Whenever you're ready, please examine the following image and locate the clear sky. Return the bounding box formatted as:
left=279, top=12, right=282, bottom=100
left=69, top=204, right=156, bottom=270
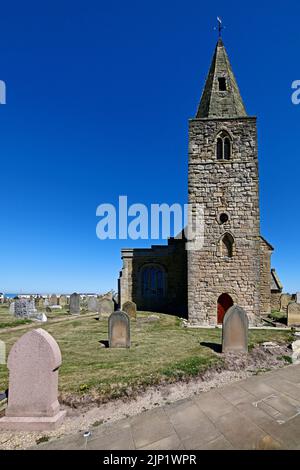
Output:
left=0, top=0, right=299, bottom=294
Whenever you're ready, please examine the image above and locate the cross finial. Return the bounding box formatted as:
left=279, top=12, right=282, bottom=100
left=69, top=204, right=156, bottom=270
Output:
left=217, top=17, right=223, bottom=38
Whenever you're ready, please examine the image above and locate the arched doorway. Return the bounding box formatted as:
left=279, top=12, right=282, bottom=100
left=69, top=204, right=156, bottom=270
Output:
left=217, top=293, right=233, bottom=324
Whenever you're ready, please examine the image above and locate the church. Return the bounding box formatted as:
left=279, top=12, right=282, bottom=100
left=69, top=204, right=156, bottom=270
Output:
left=118, top=38, right=282, bottom=326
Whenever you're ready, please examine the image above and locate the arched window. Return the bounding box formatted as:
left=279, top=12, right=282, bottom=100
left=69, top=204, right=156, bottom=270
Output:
left=221, top=233, right=234, bottom=258
left=216, top=131, right=232, bottom=160
left=141, top=265, right=165, bottom=298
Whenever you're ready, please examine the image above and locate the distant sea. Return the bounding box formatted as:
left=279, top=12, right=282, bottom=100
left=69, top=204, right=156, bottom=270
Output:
left=4, top=293, right=18, bottom=299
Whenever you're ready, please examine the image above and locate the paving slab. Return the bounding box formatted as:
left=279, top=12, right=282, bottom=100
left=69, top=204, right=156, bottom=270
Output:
left=213, top=408, right=267, bottom=450
left=217, top=383, right=256, bottom=405
left=130, top=409, right=174, bottom=449
left=263, top=376, right=300, bottom=402
left=32, top=364, right=300, bottom=450
left=193, top=390, right=235, bottom=422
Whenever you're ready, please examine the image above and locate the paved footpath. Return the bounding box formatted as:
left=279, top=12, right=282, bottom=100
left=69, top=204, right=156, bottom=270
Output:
left=36, top=364, right=300, bottom=450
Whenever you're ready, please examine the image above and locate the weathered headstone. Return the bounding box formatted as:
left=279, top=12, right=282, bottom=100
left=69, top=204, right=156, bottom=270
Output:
left=296, top=293, right=300, bottom=305
left=59, top=295, right=67, bottom=307
left=0, top=329, right=66, bottom=430
left=44, top=298, right=49, bottom=307
left=37, top=297, right=45, bottom=309
left=108, top=311, right=130, bottom=348
left=87, top=296, right=98, bottom=312
left=69, top=293, right=80, bottom=315
left=98, top=298, right=114, bottom=316
left=0, top=340, right=5, bottom=365
left=50, top=294, right=58, bottom=306
left=14, top=299, right=36, bottom=318
left=280, top=294, right=293, bottom=313
left=122, top=301, right=137, bottom=320
left=32, top=312, right=47, bottom=323
left=288, top=302, right=300, bottom=326
left=222, top=305, right=248, bottom=353
left=9, top=302, right=15, bottom=315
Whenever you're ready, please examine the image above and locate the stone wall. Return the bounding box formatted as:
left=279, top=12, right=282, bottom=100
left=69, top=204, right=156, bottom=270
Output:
left=271, top=292, right=281, bottom=312
left=119, top=237, right=187, bottom=316
left=260, top=238, right=273, bottom=315
left=187, top=117, right=261, bottom=326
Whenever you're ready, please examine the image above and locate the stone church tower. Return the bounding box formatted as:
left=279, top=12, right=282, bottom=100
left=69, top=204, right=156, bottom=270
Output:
left=118, top=38, right=281, bottom=324
left=188, top=38, right=265, bottom=326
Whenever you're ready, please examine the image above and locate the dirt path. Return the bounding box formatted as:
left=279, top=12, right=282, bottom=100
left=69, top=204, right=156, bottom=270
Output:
left=0, top=312, right=97, bottom=334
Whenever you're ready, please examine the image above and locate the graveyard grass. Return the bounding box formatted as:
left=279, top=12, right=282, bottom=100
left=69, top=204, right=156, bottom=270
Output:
left=0, top=307, right=292, bottom=405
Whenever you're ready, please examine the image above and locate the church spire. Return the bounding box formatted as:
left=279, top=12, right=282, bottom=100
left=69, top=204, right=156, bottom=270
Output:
left=196, top=38, right=247, bottom=118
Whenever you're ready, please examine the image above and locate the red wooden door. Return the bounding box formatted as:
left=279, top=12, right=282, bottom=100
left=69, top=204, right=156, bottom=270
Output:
left=217, top=294, right=233, bottom=324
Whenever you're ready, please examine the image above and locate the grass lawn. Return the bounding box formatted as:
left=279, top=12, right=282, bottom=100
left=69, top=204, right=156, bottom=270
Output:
left=0, top=311, right=292, bottom=404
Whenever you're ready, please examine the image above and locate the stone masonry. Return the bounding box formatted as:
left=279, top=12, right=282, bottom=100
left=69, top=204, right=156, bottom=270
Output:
left=119, top=38, right=281, bottom=325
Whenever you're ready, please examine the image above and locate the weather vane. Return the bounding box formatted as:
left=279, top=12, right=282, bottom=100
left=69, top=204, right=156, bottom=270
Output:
left=214, top=17, right=225, bottom=38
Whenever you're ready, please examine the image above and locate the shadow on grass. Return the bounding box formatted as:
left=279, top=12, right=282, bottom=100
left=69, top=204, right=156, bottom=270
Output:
left=200, top=342, right=222, bottom=353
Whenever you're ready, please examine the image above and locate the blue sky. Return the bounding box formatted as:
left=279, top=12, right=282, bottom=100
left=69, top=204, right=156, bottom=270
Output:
left=0, top=0, right=299, bottom=294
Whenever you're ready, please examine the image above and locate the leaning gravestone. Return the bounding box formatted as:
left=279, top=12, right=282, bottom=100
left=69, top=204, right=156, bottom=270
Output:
left=296, top=293, right=300, bottom=305
left=288, top=302, right=300, bottom=326
left=222, top=305, right=248, bottom=353
left=87, top=296, right=98, bottom=312
left=69, top=293, right=80, bottom=315
left=108, top=311, right=130, bottom=348
left=98, top=298, right=114, bottom=316
left=0, top=329, right=66, bottom=430
left=122, top=301, right=137, bottom=320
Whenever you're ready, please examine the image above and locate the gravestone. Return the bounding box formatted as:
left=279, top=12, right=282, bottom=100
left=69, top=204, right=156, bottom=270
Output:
left=9, top=302, right=15, bottom=315
left=98, top=298, right=114, bottom=316
left=87, top=296, right=98, bottom=312
left=59, top=295, right=67, bottom=307
left=222, top=305, right=248, bottom=353
left=280, top=294, right=293, bottom=313
left=0, top=340, right=5, bottom=365
left=32, top=312, right=47, bottom=323
left=44, top=298, right=49, bottom=307
left=102, top=291, right=113, bottom=301
left=296, top=293, right=300, bottom=304
left=0, top=329, right=66, bottom=430
left=69, top=293, right=80, bottom=315
left=122, top=301, right=137, bottom=320
left=108, top=311, right=130, bottom=348
left=50, top=294, right=58, bottom=306
left=37, top=298, right=45, bottom=309
left=288, top=302, right=300, bottom=326
left=14, top=299, right=36, bottom=318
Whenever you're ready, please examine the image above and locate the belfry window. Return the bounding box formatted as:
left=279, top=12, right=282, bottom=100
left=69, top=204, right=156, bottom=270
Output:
left=221, top=233, right=234, bottom=258
left=216, top=131, right=231, bottom=160
left=218, top=77, right=227, bottom=91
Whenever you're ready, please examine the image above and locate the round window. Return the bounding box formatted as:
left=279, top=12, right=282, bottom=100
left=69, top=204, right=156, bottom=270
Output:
left=219, top=213, right=229, bottom=224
